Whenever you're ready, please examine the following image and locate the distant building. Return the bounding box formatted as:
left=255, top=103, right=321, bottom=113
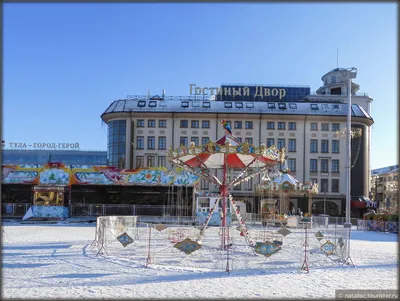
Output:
left=370, top=164, right=399, bottom=210
left=2, top=149, right=107, bottom=166
left=101, top=68, right=374, bottom=217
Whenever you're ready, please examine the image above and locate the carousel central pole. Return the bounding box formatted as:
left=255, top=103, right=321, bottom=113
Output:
left=220, top=152, right=228, bottom=250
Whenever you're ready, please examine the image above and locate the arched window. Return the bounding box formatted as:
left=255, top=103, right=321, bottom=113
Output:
left=331, top=76, right=336, bottom=84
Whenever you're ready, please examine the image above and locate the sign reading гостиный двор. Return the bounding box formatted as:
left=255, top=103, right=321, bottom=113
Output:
left=2, top=141, right=80, bottom=150
left=189, top=84, right=288, bottom=99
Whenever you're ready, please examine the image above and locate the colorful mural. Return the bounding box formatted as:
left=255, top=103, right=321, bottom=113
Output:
left=22, top=205, right=69, bottom=220
left=1, top=164, right=200, bottom=186
left=2, top=165, right=40, bottom=184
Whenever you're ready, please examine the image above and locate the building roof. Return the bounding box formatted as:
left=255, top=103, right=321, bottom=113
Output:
left=2, top=149, right=106, bottom=154
left=371, top=165, right=399, bottom=176
left=101, top=98, right=373, bottom=122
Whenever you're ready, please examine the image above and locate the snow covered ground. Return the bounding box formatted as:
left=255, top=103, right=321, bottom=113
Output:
left=1, top=221, right=398, bottom=299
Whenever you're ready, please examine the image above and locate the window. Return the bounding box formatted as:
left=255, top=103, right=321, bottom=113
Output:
left=235, top=102, right=243, bottom=108
left=138, top=101, right=146, bottom=107
left=278, top=103, right=286, bottom=110
left=278, top=122, right=285, bottom=130
left=159, top=120, right=167, bottom=128
left=148, top=120, right=156, bottom=128
left=331, top=179, right=339, bottom=192
left=203, top=102, right=210, bottom=108
left=267, top=138, right=274, bottom=148
left=332, top=160, right=339, bottom=173
left=191, top=137, right=199, bottom=146
left=191, top=120, right=199, bottom=128
left=331, top=76, right=336, bottom=84
left=234, top=121, right=242, bottom=129
left=192, top=101, right=200, bottom=107
left=268, top=103, right=276, bottom=109
left=288, top=122, right=296, bottom=130
left=333, top=104, right=340, bottom=110
left=107, top=120, right=127, bottom=168
left=321, top=140, right=329, bottom=153
left=137, top=120, right=145, bottom=127
left=148, top=101, right=157, bottom=107
left=181, top=101, right=189, bottom=108
left=233, top=182, right=242, bottom=191
left=321, top=123, right=329, bottom=131
left=321, top=179, right=329, bottom=192
left=136, top=136, right=144, bottom=149
left=245, top=121, right=253, bottom=129
left=288, top=158, right=296, bottom=172
left=310, top=123, right=318, bottom=131
left=321, top=104, right=329, bottom=110
left=180, top=137, right=188, bottom=147
left=289, top=103, right=297, bottom=109
left=277, top=139, right=285, bottom=150
left=202, top=120, right=210, bottom=128
left=332, top=123, right=340, bottom=131
left=267, top=122, right=275, bottom=130
left=246, top=102, right=254, bottom=108
left=311, top=104, right=319, bottom=110
left=310, top=159, right=317, bottom=172
left=288, top=139, right=296, bottom=152
left=236, top=137, right=242, bottom=143
left=245, top=138, right=253, bottom=144
left=201, top=137, right=210, bottom=145
left=321, top=159, right=329, bottom=173
left=200, top=179, right=209, bottom=190
left=158, top=156, right=166, bottom=167
left=310, top=178, right=318, bottom=184
left=136, top=156, right=144, bottom=168
left=225, top=102, right=232, bottom=108
left=310, top=139, right=318, bottom=153
left=180, top=120, right=188, bottom=128
left=244, top=178, right=253, bottom=191
left=147, top=136, right=155, bottom=149
left=147, top=156, right=155, bottom=167
left=158, top=137, right=166, bottom=150
left=332, top=140, right=339, bottom=153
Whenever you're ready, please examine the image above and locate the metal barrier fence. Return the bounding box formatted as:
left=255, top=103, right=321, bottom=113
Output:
left=90, top=219, right=352, bottom=273
left=357, top=219, right=399, bottom=233
left=1, top=203, right=192, bottom=219
left=236, top=213, right=359, bottom=228
left=2, top=203, right=31, bottom=217
left=0, top=203, right=361, bottom=229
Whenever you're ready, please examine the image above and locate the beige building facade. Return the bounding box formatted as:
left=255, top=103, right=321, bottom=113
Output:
left=101, top=68, right=374, bottom=216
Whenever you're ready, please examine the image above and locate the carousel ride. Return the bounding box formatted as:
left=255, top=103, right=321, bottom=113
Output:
left=90, top=121, right=352, bottom=273
left=167, top=120, right=285, bottom=249
left=256, top=159, right=319, bottom=225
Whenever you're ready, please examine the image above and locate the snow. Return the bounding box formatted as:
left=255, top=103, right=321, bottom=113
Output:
left=2, top=221, right=398, bottom=299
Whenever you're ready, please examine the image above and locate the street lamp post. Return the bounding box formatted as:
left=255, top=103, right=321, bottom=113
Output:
left=344, top=67, right=357, bottom=228
left=344, top=67, right=357, bottom=266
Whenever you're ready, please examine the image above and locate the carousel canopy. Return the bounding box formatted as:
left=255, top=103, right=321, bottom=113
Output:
left=167, top=135, right=284, bottom=170
left=215, top=135, right=240, bottom=146
left=272, top=172, right=299, bottom=186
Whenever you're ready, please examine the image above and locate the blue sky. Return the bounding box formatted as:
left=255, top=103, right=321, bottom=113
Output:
left=3, top=2, right=398, bottom=170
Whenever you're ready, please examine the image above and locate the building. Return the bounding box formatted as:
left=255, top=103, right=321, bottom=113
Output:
left=101, top=68, right=374, bottom=217
left=2, top=149, right=107, bottom=166
left=370, top=164, right=399, bottom=210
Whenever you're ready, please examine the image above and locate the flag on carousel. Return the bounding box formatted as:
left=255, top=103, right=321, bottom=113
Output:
left=220, top=120, right=236, bottom=138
